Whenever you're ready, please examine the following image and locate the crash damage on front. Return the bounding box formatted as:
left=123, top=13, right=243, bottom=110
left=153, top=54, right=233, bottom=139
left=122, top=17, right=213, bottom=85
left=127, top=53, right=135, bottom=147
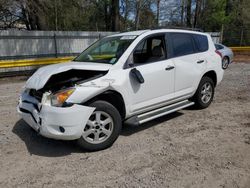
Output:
left=17, top=62, right=112, bottom=140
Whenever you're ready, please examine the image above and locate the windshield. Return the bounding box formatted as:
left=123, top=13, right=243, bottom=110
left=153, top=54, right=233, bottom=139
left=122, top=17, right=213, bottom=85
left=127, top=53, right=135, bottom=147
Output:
left=73, top=36, right=136, bottom=64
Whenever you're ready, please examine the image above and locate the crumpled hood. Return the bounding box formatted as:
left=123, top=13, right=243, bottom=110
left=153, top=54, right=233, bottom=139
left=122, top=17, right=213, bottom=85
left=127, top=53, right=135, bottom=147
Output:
left=25, top=61, right=112, bottom=90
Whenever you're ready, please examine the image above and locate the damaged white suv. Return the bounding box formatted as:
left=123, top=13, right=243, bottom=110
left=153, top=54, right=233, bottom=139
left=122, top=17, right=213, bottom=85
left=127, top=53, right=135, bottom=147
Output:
left=18, top=29, right=224, bottom=151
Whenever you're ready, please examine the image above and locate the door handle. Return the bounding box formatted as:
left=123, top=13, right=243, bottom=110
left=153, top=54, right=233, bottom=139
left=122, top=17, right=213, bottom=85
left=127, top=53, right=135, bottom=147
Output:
left=165, top=66, right=175, bottom=71
left=197, top=60, right=205, bottom=64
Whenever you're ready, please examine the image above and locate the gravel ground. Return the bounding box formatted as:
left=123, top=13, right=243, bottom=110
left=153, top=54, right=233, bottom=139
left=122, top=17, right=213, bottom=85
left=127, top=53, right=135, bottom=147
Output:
left=0, top=63, right=250, bottom=188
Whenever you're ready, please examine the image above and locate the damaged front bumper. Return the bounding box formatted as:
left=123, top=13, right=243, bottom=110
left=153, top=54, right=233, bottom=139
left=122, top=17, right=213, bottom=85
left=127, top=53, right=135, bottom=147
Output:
left=17, top=92, right=95, bottom=140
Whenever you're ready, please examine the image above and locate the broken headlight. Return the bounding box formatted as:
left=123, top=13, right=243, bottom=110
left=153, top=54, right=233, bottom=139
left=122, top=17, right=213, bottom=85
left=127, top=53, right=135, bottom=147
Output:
left=50, top=88, right=75, bottom=107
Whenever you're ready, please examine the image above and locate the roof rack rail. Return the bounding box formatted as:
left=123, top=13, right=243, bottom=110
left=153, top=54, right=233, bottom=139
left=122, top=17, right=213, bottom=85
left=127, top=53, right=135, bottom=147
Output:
left=151, top=26, right=203, bottom=32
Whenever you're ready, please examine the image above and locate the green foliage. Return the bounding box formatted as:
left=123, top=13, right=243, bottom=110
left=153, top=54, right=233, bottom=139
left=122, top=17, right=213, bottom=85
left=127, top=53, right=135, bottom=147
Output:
left=0, top=0, right=249, bottom=45
left=44, top=0, right=111, bottom=31
left=221, top=0, right=250, bottom=46
left=199, top=0, right=228, bottom=31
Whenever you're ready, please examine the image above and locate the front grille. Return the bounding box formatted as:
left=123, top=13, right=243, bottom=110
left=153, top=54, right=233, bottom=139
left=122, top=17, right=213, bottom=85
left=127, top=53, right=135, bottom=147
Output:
left=29, top=89, right=43, bottom=102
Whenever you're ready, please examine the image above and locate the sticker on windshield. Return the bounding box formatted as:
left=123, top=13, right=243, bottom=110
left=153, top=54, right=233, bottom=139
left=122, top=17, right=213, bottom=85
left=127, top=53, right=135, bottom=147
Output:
left=120, top=35, right=137, bottom=40
left=110, top=58, right=117, bottom=64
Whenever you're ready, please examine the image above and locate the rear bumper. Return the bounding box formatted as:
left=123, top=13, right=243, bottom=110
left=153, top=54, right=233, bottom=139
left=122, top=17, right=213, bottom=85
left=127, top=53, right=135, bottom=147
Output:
left=17, top=92, right=95, bottom=140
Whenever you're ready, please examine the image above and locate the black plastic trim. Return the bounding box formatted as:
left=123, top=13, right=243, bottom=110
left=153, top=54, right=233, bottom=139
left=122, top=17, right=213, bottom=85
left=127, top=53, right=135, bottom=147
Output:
left=19, top=108, right=37, bottom=124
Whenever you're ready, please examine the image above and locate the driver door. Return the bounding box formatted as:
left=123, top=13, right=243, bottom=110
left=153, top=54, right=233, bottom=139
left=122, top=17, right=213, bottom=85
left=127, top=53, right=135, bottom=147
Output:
left=126, top=34, right=175, bottom=113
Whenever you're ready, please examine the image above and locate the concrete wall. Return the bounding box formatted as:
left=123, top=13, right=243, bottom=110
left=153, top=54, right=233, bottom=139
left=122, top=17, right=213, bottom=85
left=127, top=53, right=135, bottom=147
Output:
left=0, top=30, right=115, bottom=60
left=0, top=30, right=220, bottom=61
left=0, top=30, right=221, bottom=76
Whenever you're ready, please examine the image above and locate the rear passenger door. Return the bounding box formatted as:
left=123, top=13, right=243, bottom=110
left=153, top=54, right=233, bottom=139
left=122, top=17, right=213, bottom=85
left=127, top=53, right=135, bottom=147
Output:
left=168, top=32, right=208, bottom=98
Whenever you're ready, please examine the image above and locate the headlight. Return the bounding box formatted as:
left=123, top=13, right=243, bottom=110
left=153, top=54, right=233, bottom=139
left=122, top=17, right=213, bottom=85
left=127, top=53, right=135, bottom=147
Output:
left=50, top=88, right=75, bottom=107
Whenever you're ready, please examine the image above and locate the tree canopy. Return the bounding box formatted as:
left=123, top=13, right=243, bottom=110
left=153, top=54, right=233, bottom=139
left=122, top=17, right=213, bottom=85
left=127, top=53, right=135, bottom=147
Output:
left=0, top=0, right=249, bottom=45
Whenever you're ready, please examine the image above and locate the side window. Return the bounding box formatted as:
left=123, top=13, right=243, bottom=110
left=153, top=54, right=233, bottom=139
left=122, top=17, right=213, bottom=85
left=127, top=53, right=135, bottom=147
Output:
left=171, top=33, right=195, bottom=57
left=151, top=39, right=162, bottom=50
left=134, top=39, right=147, bottom=54
left=219, top=45, right=224, bottom=49
left=215, top=44, right=220, bottom=50
left=193, top=34, right=209, bottom=52
left=215, top=44, right=224, bottom=50
left=133, top=35, right=166, bottom=64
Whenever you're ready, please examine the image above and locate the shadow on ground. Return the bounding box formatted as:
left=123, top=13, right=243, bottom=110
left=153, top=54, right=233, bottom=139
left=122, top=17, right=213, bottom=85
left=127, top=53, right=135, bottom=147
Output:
left=121, top=111, right=183, bottom=136
left=12, top=119, right=83, bottom=157
left=13, top=111, right=183, bottom=157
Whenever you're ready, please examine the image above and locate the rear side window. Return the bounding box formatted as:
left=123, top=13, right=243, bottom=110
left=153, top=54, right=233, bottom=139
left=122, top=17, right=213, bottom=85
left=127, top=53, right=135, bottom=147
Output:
left=171, top=33, right=195, bottom=57
left=193, top=34, right=209, bottom=52
left=215, top=44, right=224, bottom=50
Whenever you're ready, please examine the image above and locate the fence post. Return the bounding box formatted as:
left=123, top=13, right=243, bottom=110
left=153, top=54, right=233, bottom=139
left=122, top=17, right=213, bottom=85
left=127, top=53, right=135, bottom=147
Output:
left=220, top=24, right=224, bottom=43
left=240, top=28, right=244, bottom=46
left=53, top=33, right=58, bottom=58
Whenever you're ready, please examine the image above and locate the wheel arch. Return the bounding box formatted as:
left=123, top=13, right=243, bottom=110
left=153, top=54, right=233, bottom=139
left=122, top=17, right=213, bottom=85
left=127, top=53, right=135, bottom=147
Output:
left=83, top=90, right=126, bottom=120
left=202, top=70, right=217, bottom=86
left=223, top=55, right=230, bottom=61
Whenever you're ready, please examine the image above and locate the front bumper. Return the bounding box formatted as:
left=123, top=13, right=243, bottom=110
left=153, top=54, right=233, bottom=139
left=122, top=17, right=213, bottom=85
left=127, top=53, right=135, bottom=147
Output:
left=17, top=92, right=95, bottom=140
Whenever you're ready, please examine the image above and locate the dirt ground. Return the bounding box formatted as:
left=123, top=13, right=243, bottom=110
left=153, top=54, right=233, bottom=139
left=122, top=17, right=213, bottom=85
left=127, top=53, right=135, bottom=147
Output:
left=0, top=63, right=250, bottom=188
left=234, top=54, right=250, bottom=63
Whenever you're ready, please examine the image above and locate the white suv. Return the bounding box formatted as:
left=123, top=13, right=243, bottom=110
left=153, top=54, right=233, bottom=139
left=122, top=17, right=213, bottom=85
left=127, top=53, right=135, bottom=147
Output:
left=17, top=29, right=224, bottom=151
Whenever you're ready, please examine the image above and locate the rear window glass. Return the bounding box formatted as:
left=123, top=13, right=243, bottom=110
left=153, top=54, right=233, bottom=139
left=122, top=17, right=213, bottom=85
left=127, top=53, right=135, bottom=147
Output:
left=193, top=34, right=209, bottom=52
left=171, top=33, right=195, bottom=57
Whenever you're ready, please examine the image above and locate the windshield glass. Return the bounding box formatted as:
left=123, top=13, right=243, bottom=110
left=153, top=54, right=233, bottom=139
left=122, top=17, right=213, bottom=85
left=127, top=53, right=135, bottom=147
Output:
left=73, top=36, right=136, bottom=64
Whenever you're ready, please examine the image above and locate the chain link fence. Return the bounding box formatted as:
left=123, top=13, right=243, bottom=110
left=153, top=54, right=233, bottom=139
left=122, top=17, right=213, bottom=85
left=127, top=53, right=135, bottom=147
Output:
left=222, top=27, right=250, bottom=46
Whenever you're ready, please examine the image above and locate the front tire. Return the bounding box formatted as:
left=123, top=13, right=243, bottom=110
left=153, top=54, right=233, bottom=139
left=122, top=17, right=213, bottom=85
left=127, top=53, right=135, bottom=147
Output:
left=192, top=76, right=215, bottom=109
left=77, top=101, right=122, bottom=151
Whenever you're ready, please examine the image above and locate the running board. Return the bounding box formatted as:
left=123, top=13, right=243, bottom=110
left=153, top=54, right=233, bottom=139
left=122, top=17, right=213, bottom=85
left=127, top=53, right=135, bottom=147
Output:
left=125, top=100, right=194, bottom=125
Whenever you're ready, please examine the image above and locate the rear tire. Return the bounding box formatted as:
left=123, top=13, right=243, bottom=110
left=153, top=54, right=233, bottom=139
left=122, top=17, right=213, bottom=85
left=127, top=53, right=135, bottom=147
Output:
left=77, top=100, right=122, bottom=151
left=192, top=76, right=215, bottom=109
left=222, top=56, right=229, bottom=69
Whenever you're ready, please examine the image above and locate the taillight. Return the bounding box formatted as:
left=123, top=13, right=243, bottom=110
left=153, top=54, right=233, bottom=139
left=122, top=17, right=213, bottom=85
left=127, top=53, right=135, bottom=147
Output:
left=215, top=50, right=222, bottom=58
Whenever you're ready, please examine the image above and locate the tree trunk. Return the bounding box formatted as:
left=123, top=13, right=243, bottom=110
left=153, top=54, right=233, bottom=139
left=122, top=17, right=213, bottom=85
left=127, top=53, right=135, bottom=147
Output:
left=22, top=0, right=48, bottom=30
left=21, top=5, right=31, bottom=30
left=123, top=0, right=129, bottom=30
left=104, top=1, right=109, bottom=31
left=36, top=14, right=47, bottom=30
left=181, top=0, right=185, bottom=26
left=186, top=0, right=192, bottom=27
left=111, top=0, right=120, bottom=31
left=54, top=0, right=58, bottom=31
left=193, top=0, right=202, bottom=28
left=156, top=0, right=160, bottom=27
left=28, top=12, right=37, bottom=30
left=135, top=0, right=141, bottom=30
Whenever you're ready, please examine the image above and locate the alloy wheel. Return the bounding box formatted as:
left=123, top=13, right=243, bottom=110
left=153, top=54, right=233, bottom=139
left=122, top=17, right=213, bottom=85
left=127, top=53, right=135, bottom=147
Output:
left=82, top=111, right=114, bottom=144
left=222, top=57, right=229, bottom=69
left=201, top=82, right=212, bottom=104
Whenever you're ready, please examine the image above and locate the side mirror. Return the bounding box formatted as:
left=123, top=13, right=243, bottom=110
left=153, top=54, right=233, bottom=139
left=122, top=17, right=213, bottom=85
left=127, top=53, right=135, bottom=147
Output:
left=130, top=68, right=144, bottom=84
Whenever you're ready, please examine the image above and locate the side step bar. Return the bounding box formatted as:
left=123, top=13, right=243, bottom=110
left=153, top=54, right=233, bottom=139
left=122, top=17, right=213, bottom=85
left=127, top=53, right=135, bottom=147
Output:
left=125, top=100, right=194, bottom=125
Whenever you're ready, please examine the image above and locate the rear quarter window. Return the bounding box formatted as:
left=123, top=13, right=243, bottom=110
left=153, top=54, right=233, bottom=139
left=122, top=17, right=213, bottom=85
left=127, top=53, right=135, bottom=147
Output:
left=192, top=34, right=209, bottom=52
left=170, top=33, right=195, bottom=57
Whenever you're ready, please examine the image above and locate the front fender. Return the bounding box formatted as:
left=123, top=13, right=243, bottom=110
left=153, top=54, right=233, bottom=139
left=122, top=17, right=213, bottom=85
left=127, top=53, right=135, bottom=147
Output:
left=66, top=85, right=110, bottom=104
